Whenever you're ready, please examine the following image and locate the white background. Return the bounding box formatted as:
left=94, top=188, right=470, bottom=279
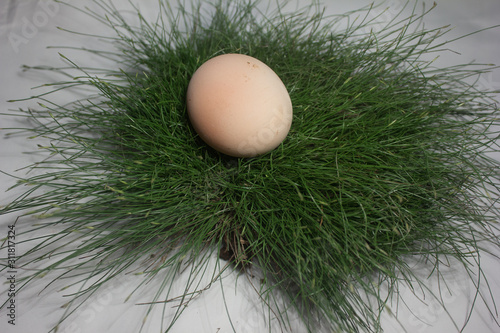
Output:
left=1, top=1, right=499, bottom=332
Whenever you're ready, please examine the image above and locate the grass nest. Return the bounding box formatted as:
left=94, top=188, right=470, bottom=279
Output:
left=1, top=0, right=500, bottom=332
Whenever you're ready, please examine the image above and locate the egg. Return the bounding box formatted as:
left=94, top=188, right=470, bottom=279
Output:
left=186, top=54, right=293, bottom=157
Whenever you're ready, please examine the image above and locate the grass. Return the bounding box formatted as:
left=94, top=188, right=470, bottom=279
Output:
left=1, top=0, right=500, bottom=332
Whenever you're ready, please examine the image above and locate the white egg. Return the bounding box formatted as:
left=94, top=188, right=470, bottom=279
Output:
left=187, top=54, right=293, bottom=157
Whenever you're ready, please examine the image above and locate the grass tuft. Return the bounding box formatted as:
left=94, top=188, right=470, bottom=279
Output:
left=1, top=0, right=500, bottom=332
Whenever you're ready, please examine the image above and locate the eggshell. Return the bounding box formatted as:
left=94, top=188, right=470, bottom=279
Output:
left=186, top=54, right=293, bottom=157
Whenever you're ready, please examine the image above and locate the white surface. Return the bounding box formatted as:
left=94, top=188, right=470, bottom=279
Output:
left=1, top=1, right=499, bottom=332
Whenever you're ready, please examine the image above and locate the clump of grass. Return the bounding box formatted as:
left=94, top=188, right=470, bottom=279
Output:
left=1, top=0, right=500, bottom=332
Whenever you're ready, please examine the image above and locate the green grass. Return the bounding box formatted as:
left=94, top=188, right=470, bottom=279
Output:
left=1, top=0, right=500, bottom=332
